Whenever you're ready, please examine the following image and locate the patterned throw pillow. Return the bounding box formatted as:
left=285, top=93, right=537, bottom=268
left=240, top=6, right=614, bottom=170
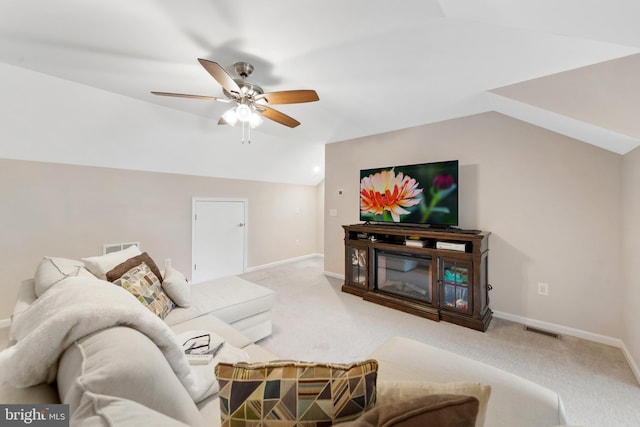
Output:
left=112, top=262, right=174, bottom=319
left=215, top=359, right=378, bottom=427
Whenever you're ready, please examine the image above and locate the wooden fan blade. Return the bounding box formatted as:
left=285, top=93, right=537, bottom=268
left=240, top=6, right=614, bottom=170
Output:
left=258, top=105, right=301, bottom=128
left=218, top=117, right=229, bottom=125
left=197, top=59, right=241, bottom=94
left=151, top=91, right=229, bottom=102
left=255, top=90, right=319, bottom=104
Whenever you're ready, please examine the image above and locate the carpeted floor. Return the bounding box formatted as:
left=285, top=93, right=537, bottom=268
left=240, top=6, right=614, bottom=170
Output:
left=241, top=256, right=640, bottom=427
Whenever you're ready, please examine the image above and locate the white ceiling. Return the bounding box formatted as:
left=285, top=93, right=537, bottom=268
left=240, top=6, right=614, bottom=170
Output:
left=1, top=0, right=639, bottom=185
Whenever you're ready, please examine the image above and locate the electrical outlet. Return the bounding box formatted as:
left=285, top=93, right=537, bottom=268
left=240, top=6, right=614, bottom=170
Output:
left=538, top=282, right=549, bottom=296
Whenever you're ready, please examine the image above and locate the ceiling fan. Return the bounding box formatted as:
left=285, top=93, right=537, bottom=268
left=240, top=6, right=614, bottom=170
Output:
left=152, top=59, right=319, bottom=130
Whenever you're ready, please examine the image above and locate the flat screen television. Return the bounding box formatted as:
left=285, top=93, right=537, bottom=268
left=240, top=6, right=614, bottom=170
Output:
left=359, top=160, right=458, bottom=226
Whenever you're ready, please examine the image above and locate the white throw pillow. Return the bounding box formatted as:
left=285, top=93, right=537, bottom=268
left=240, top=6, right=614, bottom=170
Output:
left=162, top=265, right=191, bottom=308
left=81, top=245, right=141, bottom=280
left=376, top=380, right=491, bottom=427
left=34, top=257, right=97, bottom=297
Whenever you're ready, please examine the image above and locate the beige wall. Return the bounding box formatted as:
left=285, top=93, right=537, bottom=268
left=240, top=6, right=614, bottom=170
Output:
left=316, top=180, right=325, bottom=253
left=324, top=112, right=623, bottom=338
left=0, top=159, right=321, bottom=319
left=622, top=146, right=640, bottom=371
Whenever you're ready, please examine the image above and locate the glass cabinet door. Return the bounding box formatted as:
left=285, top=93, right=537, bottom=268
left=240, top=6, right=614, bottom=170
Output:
left=348, top=246, right=368, bottom=289
left=440, top=259, right=471, bottom=313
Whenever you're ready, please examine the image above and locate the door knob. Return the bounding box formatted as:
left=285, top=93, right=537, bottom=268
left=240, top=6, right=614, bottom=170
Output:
left=238, top=223, right=245, bottom=227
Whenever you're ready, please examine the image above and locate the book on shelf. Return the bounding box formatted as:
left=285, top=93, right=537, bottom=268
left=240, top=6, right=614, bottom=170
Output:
left=404, top=238, right=426, bottom=247
left=435, top=241, right=468, bottom=252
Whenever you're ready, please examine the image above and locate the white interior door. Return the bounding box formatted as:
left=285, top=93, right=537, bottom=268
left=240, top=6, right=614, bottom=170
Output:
left=192, top=198, right=247, bottom=283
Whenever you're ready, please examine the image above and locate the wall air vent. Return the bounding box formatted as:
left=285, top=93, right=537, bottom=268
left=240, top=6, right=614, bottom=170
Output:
left=103, top=242, right=141, bottom=255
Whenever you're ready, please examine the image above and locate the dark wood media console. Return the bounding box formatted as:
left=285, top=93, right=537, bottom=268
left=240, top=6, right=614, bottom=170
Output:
left=342, top=224, right=492, bottom=331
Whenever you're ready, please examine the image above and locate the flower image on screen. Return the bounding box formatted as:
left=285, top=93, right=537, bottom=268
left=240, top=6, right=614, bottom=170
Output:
left=359, top=160, right=458, bottom=225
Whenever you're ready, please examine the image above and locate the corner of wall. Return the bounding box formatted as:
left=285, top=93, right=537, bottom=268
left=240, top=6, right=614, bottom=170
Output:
left=622, top=145, right=640, bottom=386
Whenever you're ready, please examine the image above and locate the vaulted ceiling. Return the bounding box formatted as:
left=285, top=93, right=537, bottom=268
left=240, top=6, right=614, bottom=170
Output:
left=1, top=0, right=639, bottom=185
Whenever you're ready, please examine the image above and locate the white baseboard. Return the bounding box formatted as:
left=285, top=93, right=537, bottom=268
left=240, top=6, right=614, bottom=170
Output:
left=323, top=271, right=344, bottom=280
left=621, top=343, right=640, bottom=387
left=306, top=269, right=640, bottom=385
left=492, top=310, right=623, bottom=347
left=308, top=281, right=640, bottom=383
left=0, top=318, right=10, bottom=329
left=245, top=253, right=323, bottom=273
left=493, top=310, right=640, bottom=385
left=315, top=285, right=629, bottom=349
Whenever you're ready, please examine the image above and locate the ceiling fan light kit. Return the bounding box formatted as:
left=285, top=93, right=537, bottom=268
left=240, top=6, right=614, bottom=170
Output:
left=152, top=59, right=319, bottom=144
left=220, top=105, right=264, bottom=144
left=249, top=111, right=263, bottom=128
left=235, top=103, right=252, bottom=122
left=221, top=108, right=238, bottom=127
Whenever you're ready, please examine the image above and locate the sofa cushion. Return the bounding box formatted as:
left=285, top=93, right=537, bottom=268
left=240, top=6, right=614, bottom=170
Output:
left=33, top=256, right=96, bottom=297
left=72, top=392, right=193, bottom=427
left=106, top=252, right=163, bottom=285
left=376, top=380, right=490, bottom=427
left=334, top=394, right=479, bottom=427
left=81, top=245, right=141, bottom=280
left=215, top=359, right=378, bottom=426
left=57, top=326, right=204, bottom=426
left=226, top=310, right=273, bottom=343
left=162, top=265, right=191, bottom=307
left=164, top=276, right=274, bottom=327
left=112, top=262, right=174, bottom=319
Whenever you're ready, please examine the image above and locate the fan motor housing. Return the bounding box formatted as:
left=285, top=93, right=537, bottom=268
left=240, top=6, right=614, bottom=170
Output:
left=234, top=62, right=254, bottom=78
left=224, top=80, right=264, bottom=99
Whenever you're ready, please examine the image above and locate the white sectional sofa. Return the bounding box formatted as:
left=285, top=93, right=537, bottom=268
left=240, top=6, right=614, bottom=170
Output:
left=0, top=250, right=568, bottom=426
left=1, top=273, right=278, bottom=426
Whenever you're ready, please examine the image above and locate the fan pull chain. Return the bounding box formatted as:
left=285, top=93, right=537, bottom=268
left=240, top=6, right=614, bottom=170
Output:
left=240, top=122, right=251, bottom=144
